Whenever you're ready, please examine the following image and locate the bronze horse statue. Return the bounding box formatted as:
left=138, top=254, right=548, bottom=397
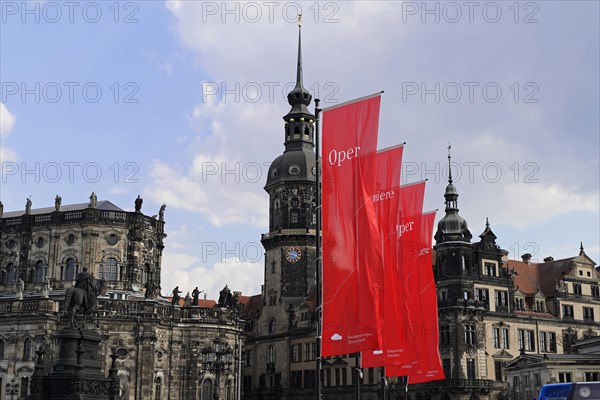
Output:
left=64, top=278, right=105, bottom=328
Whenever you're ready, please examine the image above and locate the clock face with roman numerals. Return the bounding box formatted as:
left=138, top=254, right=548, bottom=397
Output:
left=286, top=247, right=301, bottom=263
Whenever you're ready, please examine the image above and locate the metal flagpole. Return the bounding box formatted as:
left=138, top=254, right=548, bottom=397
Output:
left=315, top=98, right=322, bottom=400
left=355, top=352, right=361, bottom=399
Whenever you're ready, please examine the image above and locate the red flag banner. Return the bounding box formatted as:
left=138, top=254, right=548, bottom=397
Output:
left=359, top=145, right=405, bottom=356
left=387, top=211, right=443, bottom=382
left=322, top=93, right=382, bottom=356
left=362, top=181, right=426, bottom=368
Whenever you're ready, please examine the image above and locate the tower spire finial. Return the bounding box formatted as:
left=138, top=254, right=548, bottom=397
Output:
left=447, top=144, right=453, bottom=184
left=580, top=242, right=585, bottom=256
left=296, top=12, right=303, bottom=88
left=486, top=217, right=489, bottom=228
left=285, top=17, right=312, bottom=114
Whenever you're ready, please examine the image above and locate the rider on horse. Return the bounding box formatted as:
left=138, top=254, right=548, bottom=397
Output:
left=75, top=265, right=97, bottom=312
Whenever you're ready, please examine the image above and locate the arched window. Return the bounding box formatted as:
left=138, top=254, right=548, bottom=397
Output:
left=304, top=126, right=310, bottom=137
left=154, top=377, right=162, bottom=400
left=5, top=263, right=16, bottom=285
left=201, top=379, right=213, bottom=400
left=64, top=258, right=76, bottom=281
left=225, top=380, right=233, bottom=400
left=269, top=318, right=276, bottom=334
left=20, top=376, right=29, bottom=398
left=141, top=263, right=150, bottom=285
left=35, top=260, right=47, bottom=283
left=101, top=258, right=118, bottom=281
left=268, top=345, right=276, bottom=363
left=294, top=126, right=300, bottom=138
left=23, top=338, right=31, bottom=360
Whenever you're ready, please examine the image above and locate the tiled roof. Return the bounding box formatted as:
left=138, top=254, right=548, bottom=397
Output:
left=237, top=294, right=262, bottom=318
left=164, top=297, right=217, bottom=308
left=506, top=257, right=575, bottom=297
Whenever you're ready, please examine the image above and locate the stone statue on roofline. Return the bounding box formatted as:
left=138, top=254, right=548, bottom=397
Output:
left=135, top=195, right=143, bottom=212
left=89, top=192, right=97, bottom=208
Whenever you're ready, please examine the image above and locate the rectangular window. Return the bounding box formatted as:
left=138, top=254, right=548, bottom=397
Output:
left=303, top=370, right=315, bottom=388
left=518, top=329, right=535, bottom=351
left=559, top=372, right=572, bottom=383
left=335, top=368, right=341, bottom=386
left=476, top=288, right=489, bottom=308
left=495, top=290, right=509, bottom=307
left=368, top=368, right=374, bottom=384
left=484, top=262, right=496, bottom=276
left=290, top=371, right=302, bottom=388
left=494, top=361, right=503, bottom=381
left=244, top=350, right=253, bottom=367
left=592, top=286, right=600, bottom=298
left=534, top=373, right=541, bottom=386
left=440, top=325, right=450, bottom=346
left=342, top=367, right=348, bottom=386
left=493, top=328, right=500, bottom=348
left=562, top=304, right=574, bottom=319
left=573, top=283, right=582, bottom=295
left=326, top=369, right=331, bottom=387
left=304, top=342, right=315, bottom=361
left=291, top=344, right=301, bottom=362
left=502, top=328, right=510, bottom=349
left=465, top=325, right=476, bottom=346
left=585, top=372, right=600, bottom=382
left=563, top=331, right=578, bottom=354
left=540, top=332, right=547, bottom=352
left=549, top=332, right=557, bottom=352
left=467, top=358, right=476, bottom=379
left=583, top=307, right=595, bottom=322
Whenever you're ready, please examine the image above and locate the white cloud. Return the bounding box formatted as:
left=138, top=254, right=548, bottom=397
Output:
left=159, top=251, right=263, bottom=300
left=0, top=103, right=15, bottom=139
left=493, top=184, right=598, bottom=228
left=0, top=103, right=17, bottom=162
left=145, top=158, right=268, bottom=227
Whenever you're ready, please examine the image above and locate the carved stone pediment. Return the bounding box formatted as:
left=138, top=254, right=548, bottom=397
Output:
left=492, top=349, right=513, bottom=359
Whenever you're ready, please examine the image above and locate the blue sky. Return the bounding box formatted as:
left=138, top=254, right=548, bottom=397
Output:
left=1, top=1, right=598, bottom=299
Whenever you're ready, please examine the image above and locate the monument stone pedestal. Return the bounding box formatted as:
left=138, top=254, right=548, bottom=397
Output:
left=27, top=327, right=121, bottom=400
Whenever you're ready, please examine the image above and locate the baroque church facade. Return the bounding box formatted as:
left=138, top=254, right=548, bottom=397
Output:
left=1, top=28, right=599, bottom=400
left=0, top=197, right=243, bottom=400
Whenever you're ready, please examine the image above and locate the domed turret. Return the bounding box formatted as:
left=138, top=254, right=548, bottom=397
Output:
left=435, top=146, right=472, bottom=243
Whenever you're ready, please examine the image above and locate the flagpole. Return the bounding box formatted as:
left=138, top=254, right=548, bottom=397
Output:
left=355, top=352, right=361, bottom=399
left=315, top=98, right=323, bottom=400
